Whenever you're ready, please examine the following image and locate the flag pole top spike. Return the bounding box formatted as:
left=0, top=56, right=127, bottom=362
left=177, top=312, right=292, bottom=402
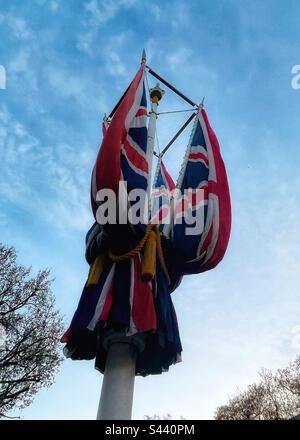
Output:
left=141, top=48, right=147, bottom=64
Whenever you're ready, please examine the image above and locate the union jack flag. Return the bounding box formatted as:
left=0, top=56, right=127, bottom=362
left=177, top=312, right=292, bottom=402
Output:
left=62, top=65, right=183, bottom=376
left=151, top=159, right=175, bottom=232
left=90, top=118, right=110, bottom=217
left=61, top=65, right=230, bottom=377
left=91, top=64, right=149, bottom=217
left=172, top=107, right=231, bottom=273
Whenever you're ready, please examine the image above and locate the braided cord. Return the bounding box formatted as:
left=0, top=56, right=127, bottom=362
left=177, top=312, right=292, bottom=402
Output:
left=107, top=224, right=171, bottom=285
left=108, top=224, right=153, bottom=262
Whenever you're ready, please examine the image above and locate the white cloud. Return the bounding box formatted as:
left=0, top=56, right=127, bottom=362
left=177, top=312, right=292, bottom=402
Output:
left=76, top=30, right=95, bottom=55
left=50, top=0, right=59, bottom=12
left=9, top=48, right=29, bottom=73
left=170, top=1, right=190, bottom=29
left=44, top=63, right=107, bottom=114
left=0, top=105, right=94, bottom=234
left=167, top=48, right=193, bottom=69
left=149, top=3, right=161, bottom=21
left=8, top=47, right=38, bottom=92
left=105, top=50, right=126, bottom=77
left=77, top=1, right=159, bottom=56
left=85, top=0, right=137, bottom=24
left=0, top=12, right=32, bottom=40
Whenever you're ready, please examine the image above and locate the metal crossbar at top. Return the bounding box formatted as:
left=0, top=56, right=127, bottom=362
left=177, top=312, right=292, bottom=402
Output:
left=156, top=108, right=196, bottom=115
left=106, top=56, right=202, bottom=159
left=145, top=65, right=199, bottom=158
left=146, top=65, right=198, bottom=108
left=155, top=112, right=197, bottom=158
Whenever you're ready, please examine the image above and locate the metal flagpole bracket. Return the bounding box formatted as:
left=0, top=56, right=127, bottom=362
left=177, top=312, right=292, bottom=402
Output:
left=157, top=108, right=196, bottom=116
left=160, top=112, right=197, bottom=158
left=146, top=65, right=198, bottom=108
left=145, top=62, right=201, bottom=158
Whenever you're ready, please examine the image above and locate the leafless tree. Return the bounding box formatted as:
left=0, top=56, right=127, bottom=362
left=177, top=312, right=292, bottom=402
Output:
left=0, top=243, right=64, bottom=418
left=144, top=414, right=186, bottom=420
left=215, top=358, right=300, bottom=420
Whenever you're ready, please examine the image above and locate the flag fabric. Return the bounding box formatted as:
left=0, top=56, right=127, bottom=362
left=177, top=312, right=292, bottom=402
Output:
left=62, top=66, right=182, bottom=376
left=61, top=65, right=231, bottom=377
left=151, top=159, right=175, bottom=233
left=61, top=223, right=182, bottom=376
left=90, top=119, right=109, bottom=218
left=172, top=107, right=231, bottom=273
left=91, top=64, right=149, bottom=212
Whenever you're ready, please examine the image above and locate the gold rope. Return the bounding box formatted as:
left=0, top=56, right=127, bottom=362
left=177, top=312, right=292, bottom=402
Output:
left=108, top=224, right=170, bottom=284
left=141, top=229, right=157, bottom=282
left=86, top=254, right=106, bottom=287
left=108, top=223, right=153, bottom=261
left=155, top=228, right=171, bottom=285
left=87, top=223, right=171, bottom=286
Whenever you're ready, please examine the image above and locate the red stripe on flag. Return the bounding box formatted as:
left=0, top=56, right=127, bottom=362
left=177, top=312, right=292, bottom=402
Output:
left=132, top=256, right=156, bottom=332
left=96, top=65, right=145, bottom=194
left=136, top=108, right=147, bottom=117
left=123, top=138, right=149, bottom=173
left=150, top=206, right=170, bottom=225
left=200, top=108, right=231, bottom=270
left=60, top=326, right=71, bottom=343
left=161, top=161, right=175, bottom=190
left=189, top=152, right=209, bottom=166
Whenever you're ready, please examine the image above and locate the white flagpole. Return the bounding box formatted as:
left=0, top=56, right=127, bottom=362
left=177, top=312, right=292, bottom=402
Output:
left=146, top=84, right=165, bottom=228
left=97, top=333, right=145, bottom=420
left=146, top=83, right=165, bottom=206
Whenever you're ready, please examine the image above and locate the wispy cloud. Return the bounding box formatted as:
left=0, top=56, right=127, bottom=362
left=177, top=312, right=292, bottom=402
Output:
left=0, top=12, right=32, bottom=40
left=84, top=0, right=137, bottom=25
left=0, top=105, right=93, bottom=234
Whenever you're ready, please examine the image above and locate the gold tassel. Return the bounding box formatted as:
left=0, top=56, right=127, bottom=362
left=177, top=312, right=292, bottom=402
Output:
left=141, top=230, right=157, bottom=282
left=86, top=255, right=105, bottom=287
left=155, top=229, right=171, bottom=285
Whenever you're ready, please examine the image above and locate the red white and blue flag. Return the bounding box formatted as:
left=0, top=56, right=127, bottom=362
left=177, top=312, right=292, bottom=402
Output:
left=172, top=107, right=231, bottom=273
left=151, top=159, right=175, bottom=232
left=90, top=64, right=149, bottom=217
left=62, top=65, right=230, bottom=377
left=62, top=65, right=182, bottom=376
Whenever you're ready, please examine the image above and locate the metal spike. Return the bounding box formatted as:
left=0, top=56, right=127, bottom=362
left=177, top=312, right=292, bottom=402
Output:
left=200, top=96, right=205, bottom=107
left=141, top=48, right=147, bottom=64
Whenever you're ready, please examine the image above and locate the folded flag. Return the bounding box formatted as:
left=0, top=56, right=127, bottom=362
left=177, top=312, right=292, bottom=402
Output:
left=91, top=65, right=148, bottom=210
left=172, top=107, right=231, bottom=273
left=151, top=158, right=175, bottom=233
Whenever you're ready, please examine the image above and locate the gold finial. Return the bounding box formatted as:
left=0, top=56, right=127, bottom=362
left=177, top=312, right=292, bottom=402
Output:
left=149, top=83, right=165, bottom=104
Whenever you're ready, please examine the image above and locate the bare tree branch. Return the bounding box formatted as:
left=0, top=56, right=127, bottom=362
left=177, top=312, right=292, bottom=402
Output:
left=215, top=358, right=300, bottom=420
left=0, top=243, right=64, bottom=418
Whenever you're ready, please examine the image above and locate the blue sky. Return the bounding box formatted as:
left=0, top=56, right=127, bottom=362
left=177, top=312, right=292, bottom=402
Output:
left=1, top=0, right=300, bottom=420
